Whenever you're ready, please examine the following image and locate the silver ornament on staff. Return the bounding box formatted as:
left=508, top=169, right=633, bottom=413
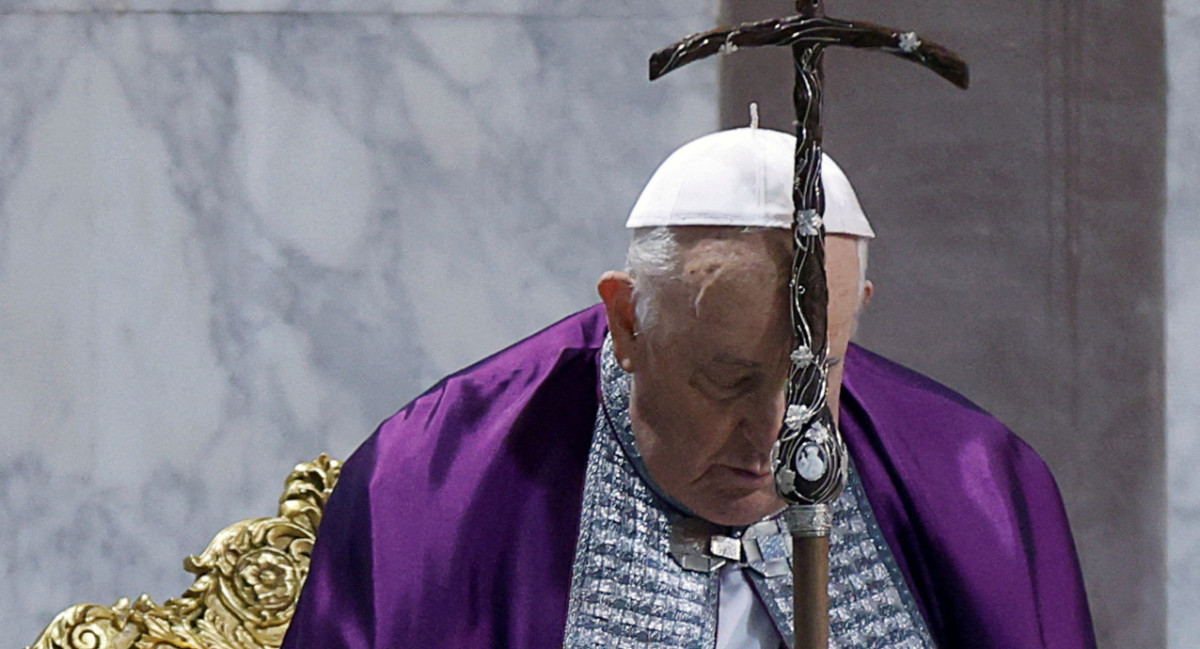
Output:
left=649, top=3, right=968, bottom=647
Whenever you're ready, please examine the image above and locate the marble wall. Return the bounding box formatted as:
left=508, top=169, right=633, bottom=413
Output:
left=1167, top=0, right=1200, bottom=646
left=0, top=2, right=719, bottom=643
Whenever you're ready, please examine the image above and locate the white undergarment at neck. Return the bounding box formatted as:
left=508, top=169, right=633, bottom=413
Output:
left=717, top=564, right=785, bottom=649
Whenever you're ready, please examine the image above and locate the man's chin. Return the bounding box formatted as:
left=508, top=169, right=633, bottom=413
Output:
left=693, top=491, right=786, bottom=527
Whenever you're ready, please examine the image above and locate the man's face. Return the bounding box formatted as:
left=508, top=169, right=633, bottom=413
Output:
left=627, top=229, right=793, bottom=526
left=606, top=229, right=869, bottom=527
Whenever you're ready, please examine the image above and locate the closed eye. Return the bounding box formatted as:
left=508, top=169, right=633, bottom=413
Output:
left=697, top=371, right=761, bottom=399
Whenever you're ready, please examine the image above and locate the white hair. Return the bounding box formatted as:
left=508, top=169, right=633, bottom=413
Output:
left=625, top=227, right=679, bottom=332
left=625, top=226, right=870, bottom=333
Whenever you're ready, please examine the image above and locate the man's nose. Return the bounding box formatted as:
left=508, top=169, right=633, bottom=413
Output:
left=737, top=387, right=786, bottom=448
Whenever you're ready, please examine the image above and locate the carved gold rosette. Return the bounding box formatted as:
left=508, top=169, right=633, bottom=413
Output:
left=26, top=455, right=342, bottom=649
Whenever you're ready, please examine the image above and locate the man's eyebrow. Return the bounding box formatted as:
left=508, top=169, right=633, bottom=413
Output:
left=708, top=354, right=760, bottom=369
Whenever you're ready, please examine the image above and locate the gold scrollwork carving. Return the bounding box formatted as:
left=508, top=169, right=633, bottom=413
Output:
left=26, top=455, right=342, bottom=649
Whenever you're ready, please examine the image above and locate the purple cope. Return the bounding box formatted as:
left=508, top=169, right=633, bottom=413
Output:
left=281, top=304, right=1097, bottom=649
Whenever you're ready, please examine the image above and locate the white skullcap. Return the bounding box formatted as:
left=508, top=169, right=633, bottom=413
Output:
left=626, top=127, right=875, bottom=239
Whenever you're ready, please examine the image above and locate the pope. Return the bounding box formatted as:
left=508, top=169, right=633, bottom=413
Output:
left=281, top=128, right=1097, bottom=649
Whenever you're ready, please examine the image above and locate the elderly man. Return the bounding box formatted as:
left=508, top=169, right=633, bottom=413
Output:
left=282, top=128, right=1095, bottom=649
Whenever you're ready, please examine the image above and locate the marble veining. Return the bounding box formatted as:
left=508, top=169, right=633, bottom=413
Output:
left=0, top=5, right=717, bottom=645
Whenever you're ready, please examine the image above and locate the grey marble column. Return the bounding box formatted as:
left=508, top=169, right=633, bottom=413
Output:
left=0, top=2, right=719, bottom=644
left=1167, top=0, right=1200, bottom=647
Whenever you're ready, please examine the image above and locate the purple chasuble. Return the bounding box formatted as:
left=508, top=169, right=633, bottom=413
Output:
left=840, top=345, right=1097, bottom=649
left=282, top=305, right=1095, bottom=649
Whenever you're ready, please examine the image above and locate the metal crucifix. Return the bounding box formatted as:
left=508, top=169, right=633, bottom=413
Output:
left=650, top=3, right=968, bottom=648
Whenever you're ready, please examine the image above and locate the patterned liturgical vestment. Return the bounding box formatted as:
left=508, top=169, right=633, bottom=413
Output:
left=562, top=338, right=937, bottom=649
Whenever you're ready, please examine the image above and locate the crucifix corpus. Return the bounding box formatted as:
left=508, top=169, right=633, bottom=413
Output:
left=649, top=3, right=969, bottom=648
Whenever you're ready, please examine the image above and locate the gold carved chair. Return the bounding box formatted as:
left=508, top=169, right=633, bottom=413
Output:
left=26, top=455, right=342, bottom=649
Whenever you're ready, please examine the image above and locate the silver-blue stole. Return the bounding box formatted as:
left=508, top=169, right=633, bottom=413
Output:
left=562, top=338, right=936, bottom=648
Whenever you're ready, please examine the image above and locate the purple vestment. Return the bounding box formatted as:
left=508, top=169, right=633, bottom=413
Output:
left=282, top=305, right=1096, bottom=649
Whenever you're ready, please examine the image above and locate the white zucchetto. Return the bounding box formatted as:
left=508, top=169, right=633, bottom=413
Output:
left=626, top=127, right=875, bottom=239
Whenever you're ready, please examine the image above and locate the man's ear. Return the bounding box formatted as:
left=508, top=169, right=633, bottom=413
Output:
left=861, top=279, right=875, bottom=307
left=598, top=271, right=639, bottom=373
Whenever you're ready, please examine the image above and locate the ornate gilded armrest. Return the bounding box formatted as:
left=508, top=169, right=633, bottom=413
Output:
left=26, top=454, right=342, bottom=649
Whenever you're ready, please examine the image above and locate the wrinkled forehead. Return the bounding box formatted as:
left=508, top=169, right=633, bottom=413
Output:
left=672, top=226, right=793, bottom=267
left=664, top=228, right=792, bottom=322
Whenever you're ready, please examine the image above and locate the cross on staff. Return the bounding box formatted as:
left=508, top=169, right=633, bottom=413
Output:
left=649, top=4, right=968, bottom=648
